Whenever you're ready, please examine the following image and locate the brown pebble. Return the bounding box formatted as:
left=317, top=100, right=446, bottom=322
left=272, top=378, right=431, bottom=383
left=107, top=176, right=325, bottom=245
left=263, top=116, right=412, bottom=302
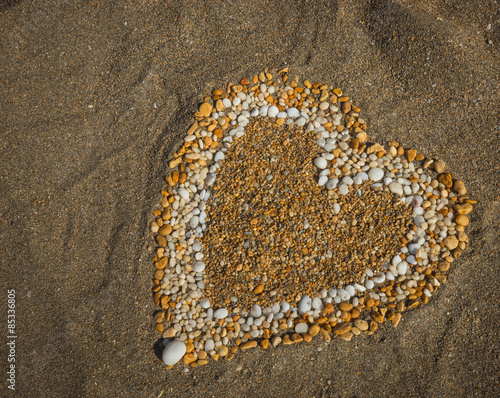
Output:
left=455, top=215, right=469, bottom=226
left=406, top=149, right=417, bottom=162
left=158, top=224, right=173, bottom=236
left=308, top=324, right=321, bottom=337
left=371, top=311, right=384, bottom=323
left=453, top=179, right=467, bottom=195
left=438, top=173, right=453, bottom=188
left=438, top=261, right=451, bottom=272
left=339, top=303, right=353, bottom=311
left=433, top=159, right=446, bottom=173
left=253, top=284, right=264, bottom=294
left=353, top=319, right=369, bottom=331
left=341, top=101, right=351, bottom=114
left=199, top=102, right=213, bottom=117
left=339, top=332, right=353, bottom=341
left=392, top=312, right=402, bottom=327
left=240, top=341, right=257, bottom=350
left=155, top=257, right=168, bottom=270
left=333, top=323, right=351, bottom=335
left=454, top=203, right=473, bottom=215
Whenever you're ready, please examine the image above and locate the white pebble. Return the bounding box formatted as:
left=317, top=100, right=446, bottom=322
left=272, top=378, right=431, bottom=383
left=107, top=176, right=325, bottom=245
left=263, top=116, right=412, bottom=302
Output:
left=314, top=157, right=328, bottom=169
left=162, top=341, right=186, bottom=366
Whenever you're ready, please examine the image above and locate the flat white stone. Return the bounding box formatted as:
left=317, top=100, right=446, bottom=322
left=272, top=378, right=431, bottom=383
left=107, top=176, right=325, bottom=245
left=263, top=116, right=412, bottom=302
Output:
left=397, top=261, right=408, bottom=275
left=287, top=107, right=300, bottom=118
left=326, top=178, right=338, bottom=190
left=214, top=308, right=228, bottom=319
left=295, top=116, right=306, bottom=126
left=389, top=182, right=404, bottom=195
left=204, top=339, right=214, bottom=352
left=295, top=323, right=309, bottom=334
left=298, top=295, right=312, bottom=314
left=177, top=188, right=189, bottom=200
left=190, top=215, right=199, bottom=229
left=193, top=261, right=205, bottom=272
left=345, top=285, right=356, bottom=297
left=337, top=288, right=350, bottom=301
left=250, top=304, right=262, bottom=318
left=268, top=105, right=279, bottom=118
left=318, top=175, right=328, bottom=186
left=312, top=297, right=323, bottom=310
left=200, top=298, right=210, bottom=308
left=314, top=157, right=328, bottom=169
left=368, top=167, right=384, bottom=181
left=342, top=176, right=353, bottom=186
left=162, top=341, right=186, bottom=366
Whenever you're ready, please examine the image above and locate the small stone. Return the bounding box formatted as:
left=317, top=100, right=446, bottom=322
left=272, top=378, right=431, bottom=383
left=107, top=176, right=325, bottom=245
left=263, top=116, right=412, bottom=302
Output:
left=272, top=336, right=282, bottom=347
left=298, top=295, right=312, bottom=314
left=391, top=312, right=402, bottom=327
left=433, top=160, right=445, bottom=173
left=406, top=149, right=417, bottom=162
left=341, top=101, right=351, bottom=114
left=453, top=180, right=467, bottom=195
left=339, top=303, right=353, bottom=311
left=444, top=235, right=459, bottom=250
left=162, top=341, right=186, bottom=366
left=314, top=157, right=328, bottom=169
left=353, top=319, right=368, bottom=331
left=356, top=132, right=367, bottom=143
left=183, top=353, right=197, bottom=365
left=158, top=224, right=172, bottom=236
left=240, top=341, right=257, bottom=350
left=407, top=300, right=419, bottom=309
left=455, top=215, right=469, bottom=226
left=368, top=167, right=384, bottom=182
left=199, top=102, right=213, bottom=117
left=438, top=261, right=450, bottom=272
left=454, top=203, right=473, bottom=215
left=214, top=308, right=228, bottom=319
left=155, top=257, right=168, bottom=270
left=333, top=323, right=351, bottom=335
left=308, top=324, right=321, bottom=337
left=438, top=173, right=453, bottom=188
left=217, top=345, right=229, bottom=357
left=339, top=332, right=353, bottom=341
left=160, top=295, right=170, bottom=310
left=211, top=353, right=220, bottom=362
left=371, top=311, right=384, bottom=323
left=282, top=335, right=293, bottom=345
left=253, top=284, right=264, bottom=294
left=295, top=322, right=309, bottom=334
left=388, top=182, right=403, bottom=195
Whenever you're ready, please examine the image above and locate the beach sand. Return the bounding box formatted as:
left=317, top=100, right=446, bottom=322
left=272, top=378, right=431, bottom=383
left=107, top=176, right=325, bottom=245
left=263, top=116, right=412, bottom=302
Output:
left=1, top=0, right=499, bottom=396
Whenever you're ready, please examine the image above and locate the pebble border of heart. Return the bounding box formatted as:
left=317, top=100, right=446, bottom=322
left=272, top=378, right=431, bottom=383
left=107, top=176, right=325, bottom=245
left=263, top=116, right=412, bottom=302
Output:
left=150, top=68, right=476, bottom=369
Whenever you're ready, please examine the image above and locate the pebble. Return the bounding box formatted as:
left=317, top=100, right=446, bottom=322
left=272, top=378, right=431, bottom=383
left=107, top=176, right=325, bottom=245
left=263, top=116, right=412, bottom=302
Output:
left=314, top=157, right=328, bottom=169
left=388, top=182, right=403, bottom=196
left=368, top=168, right=384, bottom=182
left=162, top=341, right=186, bottom=366
left=214, top=309, right=228, bottom=319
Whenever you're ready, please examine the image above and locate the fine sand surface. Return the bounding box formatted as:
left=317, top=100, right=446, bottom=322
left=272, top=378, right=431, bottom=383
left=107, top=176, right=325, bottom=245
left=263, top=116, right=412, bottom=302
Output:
left=1, top=1, right=499, bottom=397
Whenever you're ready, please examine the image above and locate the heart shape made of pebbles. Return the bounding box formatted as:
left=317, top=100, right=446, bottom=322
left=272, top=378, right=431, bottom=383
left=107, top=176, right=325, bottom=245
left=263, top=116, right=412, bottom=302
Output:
left=151, top=68, right=475, bottom=368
